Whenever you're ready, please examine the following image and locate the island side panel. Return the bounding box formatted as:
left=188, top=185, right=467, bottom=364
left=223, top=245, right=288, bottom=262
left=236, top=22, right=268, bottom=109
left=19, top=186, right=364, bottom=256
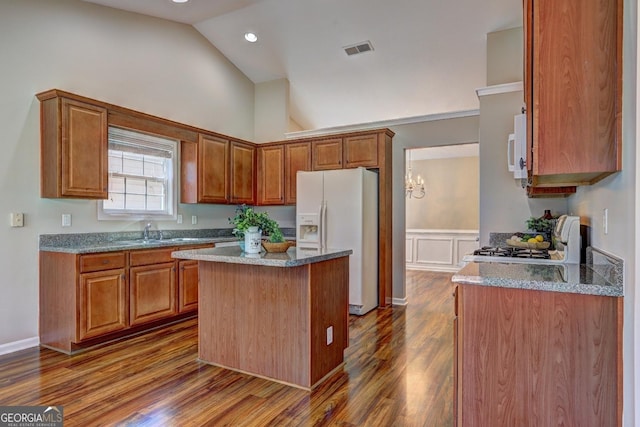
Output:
left=309, top=256, right=349, bottom=386
left=198, top=261, right=311, bottom=387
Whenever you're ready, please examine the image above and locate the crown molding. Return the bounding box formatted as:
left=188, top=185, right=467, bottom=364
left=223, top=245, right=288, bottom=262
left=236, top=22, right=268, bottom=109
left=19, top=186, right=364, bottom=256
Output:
left=284, top=109, right=480, bottom=139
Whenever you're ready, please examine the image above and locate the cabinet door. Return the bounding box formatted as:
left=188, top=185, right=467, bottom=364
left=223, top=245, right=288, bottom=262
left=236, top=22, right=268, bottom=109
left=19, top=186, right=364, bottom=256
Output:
left=130, top=262, right=177, bottom=326
left=344, top=134, right=378, bottom=168
left=257, top=145, right=285, bottom=205
left=230, top=141, right=256, bottom=204
left=41, top=97, right=108, bottom=199
left=198, top=134, right=229, bottom=203
left=284, top=142, right=311, bottom=205
left=78, top=268, right=127, bottom=341
left=312, top=138, right=343, bottom=170
left=178, top=260, right=199, bottom=313
left=528, top=0, right=621, bottom=185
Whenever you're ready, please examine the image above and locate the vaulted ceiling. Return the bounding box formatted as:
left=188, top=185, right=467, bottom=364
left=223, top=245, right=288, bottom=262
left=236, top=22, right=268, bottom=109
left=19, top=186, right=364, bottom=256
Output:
left=83, top=0, right=522, bottom=131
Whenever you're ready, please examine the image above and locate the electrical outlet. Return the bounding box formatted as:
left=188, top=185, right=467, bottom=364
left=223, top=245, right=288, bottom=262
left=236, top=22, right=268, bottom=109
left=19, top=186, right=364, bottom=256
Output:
left=603, top=208, right=608, bottom=235
left=10, top=213, right=24, bottom=227
left=177, top=214, right=183, bottom=224
left=61, top=214, right=71, bottom=227
left=326, top=326, right=333, bottom=345
left=191, top=215, right=197, bottom=225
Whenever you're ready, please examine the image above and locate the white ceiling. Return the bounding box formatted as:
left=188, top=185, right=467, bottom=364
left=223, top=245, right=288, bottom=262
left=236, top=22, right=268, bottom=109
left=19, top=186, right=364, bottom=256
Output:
left=83, top=0, right=522, bottom=130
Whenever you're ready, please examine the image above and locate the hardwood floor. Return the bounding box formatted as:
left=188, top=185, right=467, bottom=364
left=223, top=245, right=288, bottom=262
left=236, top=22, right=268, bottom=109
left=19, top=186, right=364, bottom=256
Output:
left=0, top=271, right=454, bottom=426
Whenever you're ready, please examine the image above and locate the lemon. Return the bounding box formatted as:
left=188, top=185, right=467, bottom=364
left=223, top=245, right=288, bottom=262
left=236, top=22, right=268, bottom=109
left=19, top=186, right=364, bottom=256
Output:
left=535, top=235, right=544, bottom=242
left=527, top=238, right=538, bottom=243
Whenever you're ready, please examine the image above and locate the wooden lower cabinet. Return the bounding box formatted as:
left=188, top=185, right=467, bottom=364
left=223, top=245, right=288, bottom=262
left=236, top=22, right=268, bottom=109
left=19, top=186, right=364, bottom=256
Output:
left=178, top=260, right=199, bottom=313
left=40, top=243, right=211, bottom=354
left=78, top=268, right=127, bottom=341
left=455, top=284, right=622, bottom=427
left=129, top=262, right=177, bottom=326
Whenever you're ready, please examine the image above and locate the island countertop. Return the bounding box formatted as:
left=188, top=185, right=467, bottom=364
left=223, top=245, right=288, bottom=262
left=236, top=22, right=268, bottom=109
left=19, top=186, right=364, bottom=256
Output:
left=171, top=246, right=352, bottom=268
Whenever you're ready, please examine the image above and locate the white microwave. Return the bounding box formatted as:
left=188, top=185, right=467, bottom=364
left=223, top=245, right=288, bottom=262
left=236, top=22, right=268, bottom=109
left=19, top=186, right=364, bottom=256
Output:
left=507, top=113, right=527, bottom=179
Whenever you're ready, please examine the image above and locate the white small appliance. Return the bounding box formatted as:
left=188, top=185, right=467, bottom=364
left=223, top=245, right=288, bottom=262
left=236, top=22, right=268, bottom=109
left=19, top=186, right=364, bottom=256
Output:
left=507, top=113, right=527, bottom=180
left=296, top=167, right=378, bottom=315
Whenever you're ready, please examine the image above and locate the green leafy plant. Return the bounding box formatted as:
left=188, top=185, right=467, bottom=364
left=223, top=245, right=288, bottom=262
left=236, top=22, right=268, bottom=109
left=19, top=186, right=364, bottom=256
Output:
left=228, top=205, right=284, bottom=242
left=525, top=216, right=553, bottom=233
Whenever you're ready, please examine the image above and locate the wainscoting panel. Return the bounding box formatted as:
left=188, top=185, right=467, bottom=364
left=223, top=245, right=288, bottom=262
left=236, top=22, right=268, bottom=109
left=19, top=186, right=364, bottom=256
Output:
left=406, top=229, right=479, bottom=272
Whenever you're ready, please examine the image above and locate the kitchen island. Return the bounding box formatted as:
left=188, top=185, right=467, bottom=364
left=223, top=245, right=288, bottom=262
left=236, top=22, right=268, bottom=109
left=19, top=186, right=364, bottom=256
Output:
left=171, top=246, right=352, bottom=390
left=451, top=248, right=623, bottom=426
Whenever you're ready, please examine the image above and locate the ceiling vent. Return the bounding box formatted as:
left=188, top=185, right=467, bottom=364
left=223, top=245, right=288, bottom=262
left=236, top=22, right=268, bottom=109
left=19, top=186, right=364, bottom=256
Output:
left=343, top=41, right=374, bottom=56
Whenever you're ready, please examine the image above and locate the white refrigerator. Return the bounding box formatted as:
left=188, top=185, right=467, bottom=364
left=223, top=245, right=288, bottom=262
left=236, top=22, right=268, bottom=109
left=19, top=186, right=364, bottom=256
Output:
left=296, top=167, right=378, bottom=315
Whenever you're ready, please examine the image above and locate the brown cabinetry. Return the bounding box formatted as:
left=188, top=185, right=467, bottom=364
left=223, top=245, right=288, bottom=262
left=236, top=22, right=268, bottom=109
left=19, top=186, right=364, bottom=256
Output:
left=37, top=90, right=108, bottom=199
left=129, top=248, right=177, bottom=326
left=39, top=242, right=212, bottom=354
left=230, top=141, right=256, bottom=204
left=182, top=136, right=255, bottom=205
left=181, top=134, right=230, bottom=204
left=343, top=134, right=378, bottom=168
left=257, top=145, right=285, bottom=205
left=312, top=138, right=343, bottom=170
left=455, top=284, right=622, bottom=426
left=524, top=0, right=622, bottom=189
left=178, top=260, right=199, bottom=313
left=78, top=253, right=127, bottom=341
left=284, top=142, right=312, bottom=205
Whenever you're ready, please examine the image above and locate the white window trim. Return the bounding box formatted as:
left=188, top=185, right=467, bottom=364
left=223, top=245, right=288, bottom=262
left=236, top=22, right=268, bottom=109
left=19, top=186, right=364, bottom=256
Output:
left=98, top=127, right=178, bottom=221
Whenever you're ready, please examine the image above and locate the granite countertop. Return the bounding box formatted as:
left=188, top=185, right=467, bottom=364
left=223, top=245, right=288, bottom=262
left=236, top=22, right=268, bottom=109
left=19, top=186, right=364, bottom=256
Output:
left=452, top=247, right=623, bottom=297
left=172, top=246, right=352, bottom=268
left=38, top=229, right=295, bottom=254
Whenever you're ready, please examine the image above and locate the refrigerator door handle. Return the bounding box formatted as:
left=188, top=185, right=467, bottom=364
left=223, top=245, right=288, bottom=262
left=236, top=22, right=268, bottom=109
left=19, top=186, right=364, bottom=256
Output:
left=321, top=201, right=328, bottom=249
left=317, top=203, right=323, bottom=250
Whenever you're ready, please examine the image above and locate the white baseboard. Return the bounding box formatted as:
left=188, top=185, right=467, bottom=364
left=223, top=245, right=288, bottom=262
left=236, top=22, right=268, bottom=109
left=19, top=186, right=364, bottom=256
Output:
left=392, top=297, right=408, bottom=306
left=0, top=337, right=39, bottom=356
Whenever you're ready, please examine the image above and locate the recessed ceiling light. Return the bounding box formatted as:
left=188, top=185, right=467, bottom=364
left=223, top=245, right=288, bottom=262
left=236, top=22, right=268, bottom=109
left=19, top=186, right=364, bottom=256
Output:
left=244, top=32, right=258, bottom=43
left=172, top=0, right=189, bottom=3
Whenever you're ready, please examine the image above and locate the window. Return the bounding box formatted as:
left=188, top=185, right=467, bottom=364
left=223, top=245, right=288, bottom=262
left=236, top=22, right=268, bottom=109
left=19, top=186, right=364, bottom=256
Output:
left=99, top=127, right=177, bottom=220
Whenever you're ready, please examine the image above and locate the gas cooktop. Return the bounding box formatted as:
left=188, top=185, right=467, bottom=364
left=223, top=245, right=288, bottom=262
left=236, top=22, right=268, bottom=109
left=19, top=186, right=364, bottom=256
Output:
left=473, top=246, right=551, bottom=259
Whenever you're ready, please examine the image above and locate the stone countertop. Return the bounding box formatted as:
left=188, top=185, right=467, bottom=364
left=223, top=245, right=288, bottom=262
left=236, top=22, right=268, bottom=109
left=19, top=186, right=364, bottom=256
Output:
left=172, top=246, right=352, bottom=268
left=452, top=258, right=623, bottom=298
left=38, top=229, right=295, bottom=254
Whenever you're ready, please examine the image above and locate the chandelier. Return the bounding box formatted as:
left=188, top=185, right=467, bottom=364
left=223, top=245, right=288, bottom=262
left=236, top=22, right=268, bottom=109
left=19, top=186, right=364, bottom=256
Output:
left=405, top=150, right=425, bottom=199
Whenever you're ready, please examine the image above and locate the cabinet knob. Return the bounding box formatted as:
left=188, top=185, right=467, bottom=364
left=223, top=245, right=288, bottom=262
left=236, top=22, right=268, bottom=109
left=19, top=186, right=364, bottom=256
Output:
left=102, top=260, right=110, bottom=264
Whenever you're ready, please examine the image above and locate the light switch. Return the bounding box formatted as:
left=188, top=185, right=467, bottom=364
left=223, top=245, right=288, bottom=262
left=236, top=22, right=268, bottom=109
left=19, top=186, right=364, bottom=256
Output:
left=177, top=214, right=183, bottom=224
left=10, top=213, right=24, bottom=227
left=62, top=214, right=71, bottom=227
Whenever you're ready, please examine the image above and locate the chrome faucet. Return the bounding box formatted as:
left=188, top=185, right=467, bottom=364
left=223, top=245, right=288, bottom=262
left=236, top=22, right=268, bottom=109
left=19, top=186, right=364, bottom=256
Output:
left=143, top=222, right=152, bottom=241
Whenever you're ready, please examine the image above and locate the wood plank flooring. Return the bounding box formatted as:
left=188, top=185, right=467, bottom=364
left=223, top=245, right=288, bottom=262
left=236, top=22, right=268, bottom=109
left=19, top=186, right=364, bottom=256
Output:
left=0, top=270, right=454, bottom=426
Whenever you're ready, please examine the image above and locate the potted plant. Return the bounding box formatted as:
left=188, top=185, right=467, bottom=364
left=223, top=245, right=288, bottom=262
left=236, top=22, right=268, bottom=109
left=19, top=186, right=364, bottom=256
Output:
left=229, top=205, right=288, bottom=251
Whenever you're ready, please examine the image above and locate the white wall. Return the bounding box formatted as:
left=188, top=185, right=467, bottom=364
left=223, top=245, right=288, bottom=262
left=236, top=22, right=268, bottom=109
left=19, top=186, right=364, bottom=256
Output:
left=254, top=78, right=290, bottom=142
left=0, top=0, right=268, bottom=348
left=478, top=89, right=568, bottom=245
left=390, top=115, right=480, bottom=302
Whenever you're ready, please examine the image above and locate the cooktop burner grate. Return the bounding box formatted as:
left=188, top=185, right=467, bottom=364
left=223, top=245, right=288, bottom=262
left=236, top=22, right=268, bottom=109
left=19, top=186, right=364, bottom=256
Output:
left=473, top=246, right=551, bottom=259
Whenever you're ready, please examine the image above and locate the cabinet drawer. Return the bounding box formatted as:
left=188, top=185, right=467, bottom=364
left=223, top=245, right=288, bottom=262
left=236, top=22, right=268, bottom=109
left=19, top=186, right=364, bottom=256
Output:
left=80, top=252, right=126, bottom=273
left=129, top=248, right=175, bottom=267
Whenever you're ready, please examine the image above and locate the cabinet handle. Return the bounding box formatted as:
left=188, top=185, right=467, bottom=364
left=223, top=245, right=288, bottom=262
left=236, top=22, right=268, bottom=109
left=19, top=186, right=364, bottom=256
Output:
left=102, top=260, right=110, bottom=265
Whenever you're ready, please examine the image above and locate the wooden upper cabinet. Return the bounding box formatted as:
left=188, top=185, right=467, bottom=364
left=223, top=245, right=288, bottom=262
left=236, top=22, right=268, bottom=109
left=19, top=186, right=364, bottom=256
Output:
left=285, top=142, right=311, bottom=205
left=37, top=91, right=108, bottom=199
left=198, top=135, right=230, bottom=203
left=312, top=138, right=343, bottom=170
left=257, top=145, right=285, bottom=205
left=344, top=134, right=378, bottom=168
left=230, top=140, right=255, bottom=205
left=526, top=0, right=622, bottom=188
